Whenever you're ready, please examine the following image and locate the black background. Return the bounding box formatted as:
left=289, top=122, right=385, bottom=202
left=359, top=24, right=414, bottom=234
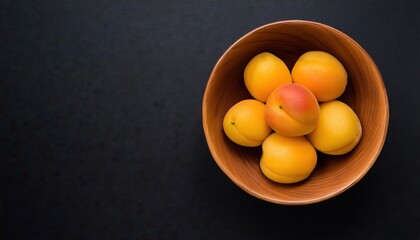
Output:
left=2, top=1, right=420, bottom=239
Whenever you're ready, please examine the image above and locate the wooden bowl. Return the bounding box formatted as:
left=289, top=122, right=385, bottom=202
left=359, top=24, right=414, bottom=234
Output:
left=202, top=20, right=389, bottom=205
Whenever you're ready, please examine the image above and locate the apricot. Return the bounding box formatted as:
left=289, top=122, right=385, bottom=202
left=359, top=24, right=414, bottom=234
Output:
left=307, top=100, right=362, bottom=155
left=265, top=83, right=320, bottom=137
left=223, top=99, right=272, bottom=147
left=244, top=52, right=292, bottom=102
left=260, top=133, right=317, bottom=184
left=291, top=51, right=347, bottom=102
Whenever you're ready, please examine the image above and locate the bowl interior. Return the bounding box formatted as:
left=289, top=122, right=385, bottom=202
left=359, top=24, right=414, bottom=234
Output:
left=202, top=20, right=388, bottom=205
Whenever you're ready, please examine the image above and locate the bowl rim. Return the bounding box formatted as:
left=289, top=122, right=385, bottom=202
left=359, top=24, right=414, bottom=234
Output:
left=202, top=19, right=389, bottom=205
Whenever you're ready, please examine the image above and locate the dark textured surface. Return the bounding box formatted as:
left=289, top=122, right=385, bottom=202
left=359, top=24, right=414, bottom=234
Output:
left=1, top=1, right=419, bottom=239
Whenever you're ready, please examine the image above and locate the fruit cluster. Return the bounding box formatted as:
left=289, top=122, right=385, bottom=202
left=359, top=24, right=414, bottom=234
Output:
left=223, top=51, right=362, bottom=184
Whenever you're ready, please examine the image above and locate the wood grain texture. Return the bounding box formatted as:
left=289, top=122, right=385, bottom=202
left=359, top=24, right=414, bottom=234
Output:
left=202, top=20, right=389, bottom=205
